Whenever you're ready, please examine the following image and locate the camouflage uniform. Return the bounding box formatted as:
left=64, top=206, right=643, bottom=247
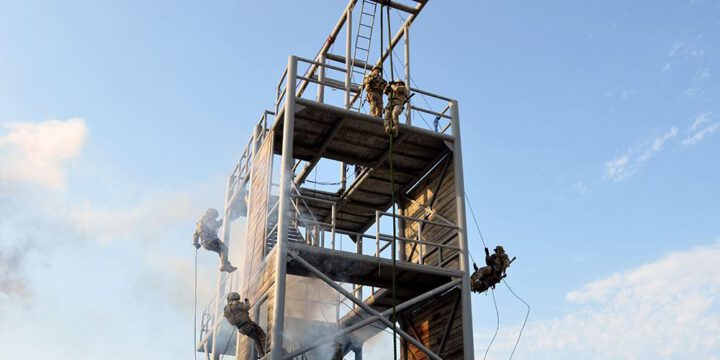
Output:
left=383, top=81, right=409, bottom=136
left=224, top=293, right=267, bottom=357
left=470, top=246, right=511, bottom=292
left=363, top=68, right=387, bottom=118
left=193, top=208, right=236, bottom=272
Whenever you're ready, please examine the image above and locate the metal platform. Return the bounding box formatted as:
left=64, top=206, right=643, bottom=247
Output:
left=272, top=98, right=453, bottom=233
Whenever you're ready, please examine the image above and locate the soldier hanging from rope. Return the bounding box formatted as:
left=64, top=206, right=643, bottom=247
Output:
left=224, top=292, right=267, bottom=357
left=363, top=65, right=387, bottom=118
left=192, top=208, right=237, bottom=273
left=470, top=245, right=515, bottom=294
left=383, top=80, right=409, bottom=136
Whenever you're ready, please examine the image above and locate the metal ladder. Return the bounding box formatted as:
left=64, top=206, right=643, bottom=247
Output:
left=351, top=0, right=379, bottom=111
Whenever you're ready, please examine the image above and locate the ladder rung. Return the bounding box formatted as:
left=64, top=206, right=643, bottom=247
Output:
left=358, top=35, right=371, bottom=40
left=362, top=11, right=375, bottom=16
left=360, top=23, right=372, bottom=28
left=356, top=47, right=369, bottom=51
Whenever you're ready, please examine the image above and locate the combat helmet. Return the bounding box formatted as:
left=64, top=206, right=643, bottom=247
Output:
left=227, top=292, right=241, bottom=301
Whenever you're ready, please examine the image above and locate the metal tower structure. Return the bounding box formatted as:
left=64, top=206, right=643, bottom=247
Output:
left=196, top=1, right=475, bottom=359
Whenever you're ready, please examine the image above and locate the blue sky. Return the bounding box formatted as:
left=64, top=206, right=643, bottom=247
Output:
left=1, top=0, right=719, bottom=359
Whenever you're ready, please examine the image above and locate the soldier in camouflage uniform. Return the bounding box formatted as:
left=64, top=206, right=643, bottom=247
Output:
left=362, top=65, right=387, bottom=118
left=383, top=80, right=409, bottom=137
left=224, top=292, right=267, bottom=357
left=192, top=208, right=237, bottom=273
left=470, top=246, right=512, bottom=293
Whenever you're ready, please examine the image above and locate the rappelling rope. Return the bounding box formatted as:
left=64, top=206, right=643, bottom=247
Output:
left=383, top=5, right=399, bottom=360
left=466, top=193, right=530, bottom=359
left=193, top=248, right=199, bottom=360
left=464, top=194, right=486, bottom=265
left=504, top=279, right=530, bottom=360
left=389, top=133, right=399, bottom=360
left=484, top=288, right=500, bottom=360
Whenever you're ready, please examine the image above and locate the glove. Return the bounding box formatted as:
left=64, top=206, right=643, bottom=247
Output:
left=193, top=242, right=200, bottom=249
left=484, top=247, right=490, bottom=256
left=473, top=263, right=479, bottom=271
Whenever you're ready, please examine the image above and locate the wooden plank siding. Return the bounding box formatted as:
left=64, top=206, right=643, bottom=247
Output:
left=401, top=155, right=465, bottom=359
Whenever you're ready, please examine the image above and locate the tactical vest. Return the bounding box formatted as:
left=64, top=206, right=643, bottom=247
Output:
left=364, top=74, right=386, bottom=93
left=224, top=301, right=251, bottom=326
left=389, top=85, right=408, bottom=105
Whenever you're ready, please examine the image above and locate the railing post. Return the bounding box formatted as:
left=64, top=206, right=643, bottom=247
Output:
left=404, top=26, right=411, bottom=125
left=318, top=53, right=326, bottom=103
left=269, top=55, right=297, bottom=360
left=375, top=211, right=381, bottom=257
left=450, top=100, right=476, bottom=358
left=417, top=221, right=423, bottom=265
left=331, top=203, right=337, bottom=249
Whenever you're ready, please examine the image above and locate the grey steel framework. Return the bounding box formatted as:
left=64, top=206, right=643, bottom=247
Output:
left=196, top=0, right=475, bottom=359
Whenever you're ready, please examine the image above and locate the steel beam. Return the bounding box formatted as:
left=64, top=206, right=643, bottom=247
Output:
left=450, top=100, right=475, bottom=359
left=269, top=56, right=298, bottom=360
left=297, top=0, right=359, bottom=97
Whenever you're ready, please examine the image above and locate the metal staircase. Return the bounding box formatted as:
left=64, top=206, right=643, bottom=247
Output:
left=351, top=0, right=379, bottom=111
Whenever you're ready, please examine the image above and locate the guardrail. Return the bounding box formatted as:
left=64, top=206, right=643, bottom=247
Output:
left=275, top=56, right=456, bottom=136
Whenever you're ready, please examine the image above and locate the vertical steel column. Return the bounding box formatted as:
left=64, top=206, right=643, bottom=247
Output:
left=450, top=100, right=476, bottom=358
left=340, top=7, right=352, bottom=193
left=404, top=26, right=411, bottom=125
left=354, top=233, right=363, bottom=309
left=344, top=8, right=352, bottom=108
left=269, top=56, right=297, bottom=360
left=318, top=53, right=326, bottom=103
left=398, top=199, right=406, bottom=262
left=331, top=204, right=337, bottom=249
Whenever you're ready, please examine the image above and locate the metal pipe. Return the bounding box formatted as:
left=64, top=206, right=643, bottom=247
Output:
left=417, top=222, right=423, bottom=265
left=375, top=210, right=459, bottom=229
left=297, top=56, right=348, bottom=73
left=331, top=204, right=337, bottom=249
left=296, top=0, right=359, bottom=97
left=317, top=53, right=326, bottom=102
left=325, top=52, right=370, bottom=70
left=345, top=8, right=352, bottom=109
left=287, top=252, right=459, bottom=360
left=450, top=100, right=476, bottom=358
left=409, top=87, right=453, bottom=102
left=375, top=211, right=381, bottom=256
left=269, top=56, right=298, bottom=360
left=404, top=26, right=411, bottom=125
left=408, top=105, right=452, bottom=119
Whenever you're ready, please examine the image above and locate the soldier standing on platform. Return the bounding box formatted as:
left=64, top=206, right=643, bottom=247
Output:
left=383, top=80, right=409, bottom=136
left=363, top=65, right=387, bottom=118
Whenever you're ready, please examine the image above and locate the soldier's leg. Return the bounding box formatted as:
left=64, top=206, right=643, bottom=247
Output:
left=251, top=323, right=267, bottom=356
left=213, top=240, right=236, bottom=272
left=391, top=105, right=403, bottom=136
left=383, top=106, right=394, bottom=135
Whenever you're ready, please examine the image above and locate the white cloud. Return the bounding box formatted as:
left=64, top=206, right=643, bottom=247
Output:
left=605, top=127, right=677, bottom=182
left=572, top=181, right=587, bottom=194
left=604, top=87, right=637, bottom=100
left=480, top=243, right=720, bottom=359
left=688, top=111, right=711, bottom=132
left=683, top=121, right=720, bottom=146
left=693, top=67, right=711, bottom=82
left=681, top=87, right=704, bottom=99
left=0, top=118, right=87, bottom=190
left=683, top=112, right=720, bottom=146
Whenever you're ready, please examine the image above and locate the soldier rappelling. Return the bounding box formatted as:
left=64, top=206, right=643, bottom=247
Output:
left=192, top=208, right=237, bottom=273
left=223, top=292, right=267, bottom=357
left=363, top=65, right=387, bottom=118
left=383, top=80, right=409, bottom=136
left=470, top=245, right=515, bottom=294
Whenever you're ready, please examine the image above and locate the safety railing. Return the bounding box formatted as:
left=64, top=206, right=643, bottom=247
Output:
left=225, top=111, right=275, bottom=213
left=275, top=56, right=457, bottom=136
left=197, top=271, right=235, bottom=349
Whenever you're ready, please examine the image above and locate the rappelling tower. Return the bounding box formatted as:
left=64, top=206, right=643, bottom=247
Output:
left=196, top=1, right=475, bottom=359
